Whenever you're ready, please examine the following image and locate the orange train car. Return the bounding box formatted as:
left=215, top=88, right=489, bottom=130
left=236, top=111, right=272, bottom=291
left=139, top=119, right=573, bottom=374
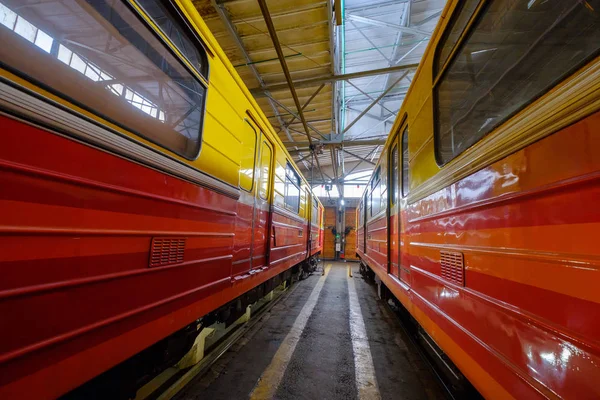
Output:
left=357, top=0, right=600, bottom=398
left=0, top=0, right=322, bottom=398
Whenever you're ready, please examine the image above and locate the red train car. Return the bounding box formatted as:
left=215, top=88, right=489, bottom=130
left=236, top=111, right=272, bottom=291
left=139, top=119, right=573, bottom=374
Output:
left=358, top=0, right=600, bottom=398
left=0, top=0, right=322, bottom=398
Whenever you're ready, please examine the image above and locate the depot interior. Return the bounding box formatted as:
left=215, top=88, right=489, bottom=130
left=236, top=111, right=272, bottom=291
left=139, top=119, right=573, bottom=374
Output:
left=195, top=0, right=444, bottom=260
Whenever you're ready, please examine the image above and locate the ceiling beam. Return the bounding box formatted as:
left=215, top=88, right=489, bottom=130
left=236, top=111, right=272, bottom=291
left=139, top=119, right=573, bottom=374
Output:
left=334, top=0, right=342, bottom=26
left=416, top=10, right=443, bottom=26
left=211, top=0, right=320, bottom=173
left=284, top=139, right=387, bottom=147
left=226, top=3, right=326, bottom=24
left=346, top=107, right=397, bottom=123
left=284, top=138, right=387, bottom=149
left=346, top=14, right=430, bottom=36
left=343, top=146, right=379, bottom=179
left=342, top=71, right=408, bottom=134
left=210, top=2, right=296, bottom=137
left=280, top=83, right=326, bottom=130
left=341, top=149, right=376, bottom=166
left=251, top=62, right=419, bottom=95
left=384, top=0, right=410, bottom=89
left=309, top=180, right=372, bottom=186
left=288, top=117, right=333, bottom=125
left=264, top=94, right=327, bottom=139
left=349, top=111, right=396, bottom=141
left=345, top=80, right=396, bottom=115
left=345, top=0, right=412, bottom=12
left=295, top=152, right=314, bottom=164
left=349, top=20, right=392, bottom=64
left=345, top=91, right=408, bottom=105
left=257, top=0, right=325, bottom=180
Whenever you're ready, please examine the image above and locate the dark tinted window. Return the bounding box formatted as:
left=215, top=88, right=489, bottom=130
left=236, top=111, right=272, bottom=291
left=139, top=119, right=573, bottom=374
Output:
left=435, top=1, right=600, bottom=164
left=137, top=0, right=208, bottom=78
left=369, top=166, right=381, bottom=217
left=358, top=200, right=363, bottom=227
left=240, top=121, right=257, bottom=191
left=259, top=141, right=272, bottom=200
left=284, top=162, right=300, bottom=213
left=0, top=0, right=206, bottom=159
left=436, top=0, right=482, bottom=74
left=390, top=144, right=398, bottom=205
left=311, top=197, right=319, bottom=225
left=401, top=127, right=409, bottom=197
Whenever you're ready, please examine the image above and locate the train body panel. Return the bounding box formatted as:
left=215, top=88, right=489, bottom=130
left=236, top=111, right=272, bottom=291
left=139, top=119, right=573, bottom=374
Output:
left=0, top=0, right=322, bottom=397
left=357, top=0, right=600, bottom=398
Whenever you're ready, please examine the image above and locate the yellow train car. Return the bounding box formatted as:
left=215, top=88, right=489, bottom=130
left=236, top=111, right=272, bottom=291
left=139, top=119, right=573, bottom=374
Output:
left=0, top=0, right=322, bottom=398
left=357, top=0, right=600, bottom=398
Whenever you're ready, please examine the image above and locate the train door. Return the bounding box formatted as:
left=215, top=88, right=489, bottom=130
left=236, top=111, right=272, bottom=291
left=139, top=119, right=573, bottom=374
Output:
left=399, top=126, right=410, bottom=285
left=362, top=191, right=368, bottom=254
left=304, top=188, right=315, bottom=253
left=243, top=115, right=273, bottom=271
left=388, top=134, right=400, bottom=279
left=233, top=119, right=259, bottom=277
left=252, top=132, right=274, bottom=269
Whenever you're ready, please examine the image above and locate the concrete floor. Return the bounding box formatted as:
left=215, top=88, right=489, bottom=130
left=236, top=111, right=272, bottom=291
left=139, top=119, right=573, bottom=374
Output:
left=176, top=263, right=445, bottom=400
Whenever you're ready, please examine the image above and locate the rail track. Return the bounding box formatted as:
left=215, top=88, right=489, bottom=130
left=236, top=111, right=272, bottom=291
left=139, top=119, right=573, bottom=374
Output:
left=135, top=269, right=312, bottom=400
left=136, top=262, right=479, bottom=400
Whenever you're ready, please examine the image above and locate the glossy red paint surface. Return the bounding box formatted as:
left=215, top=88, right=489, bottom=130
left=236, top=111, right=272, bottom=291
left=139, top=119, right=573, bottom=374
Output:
left=270, top=209, right=308, bottom=267
left=0, top=115, right=315, bottom=399
left=358, top=113, right=600, bottom=398
left=364, top=213, right=388, bottom=272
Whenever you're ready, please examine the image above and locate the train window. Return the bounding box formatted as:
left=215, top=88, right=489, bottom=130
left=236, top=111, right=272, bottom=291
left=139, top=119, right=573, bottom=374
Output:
left=311, top=197, right=319, bottom=225
left=358, top=201, right=363, bottom=227
left=379, top=153, right=388, bottom=211
left=363, top=192, right=368, bottom=223
left=284, top=162, right=301, bottom=213
left=0, top=0, right=207, bottom=160
left=373, top=182, right=381, bottom=217
left=401, top=127, right=409, bottom=197
left=435, top=0, right=482, bottom=75
left=390, top=144, right=398, bottom=205
left=368, top=165, right=382, bottom=218
left=372, top=166, right=381, bottom=186
left=240, top=121, right=257, bottom=191
left=136, top=0, right=208, bottom=79
left=259, top=141, right=272, bottom=200
left=434, top=1, right=600, bottom=165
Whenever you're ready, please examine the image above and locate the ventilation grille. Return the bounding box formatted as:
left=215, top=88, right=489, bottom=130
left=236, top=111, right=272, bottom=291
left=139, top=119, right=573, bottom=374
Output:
left=440, top=251, right=464, bottom=286
left=150, top=237, right=186, bottom=267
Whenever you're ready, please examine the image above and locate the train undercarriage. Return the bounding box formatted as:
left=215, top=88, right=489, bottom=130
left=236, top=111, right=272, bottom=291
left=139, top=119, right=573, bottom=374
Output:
left=63, top=255, right=320, bottom=399
left=358, top=261, right=481, bottom=400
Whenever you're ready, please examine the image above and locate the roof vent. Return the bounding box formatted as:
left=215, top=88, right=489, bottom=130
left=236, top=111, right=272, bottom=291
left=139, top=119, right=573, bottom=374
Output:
left=440, top=250, right=464, bottom=286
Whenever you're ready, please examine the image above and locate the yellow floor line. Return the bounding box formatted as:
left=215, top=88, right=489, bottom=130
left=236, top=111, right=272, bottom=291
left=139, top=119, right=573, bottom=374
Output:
left=348, top=274, right=381, bottom=400
left=249, top=264, right=332, bottom=400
